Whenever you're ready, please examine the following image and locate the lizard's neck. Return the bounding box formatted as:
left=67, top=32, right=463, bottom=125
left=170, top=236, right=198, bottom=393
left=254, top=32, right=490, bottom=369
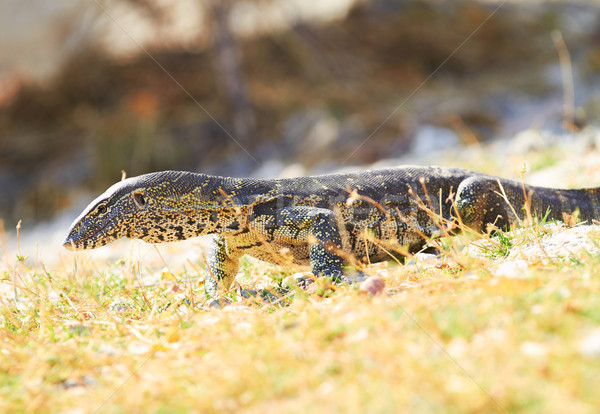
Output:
left=140, top=172, right=252, bottom=242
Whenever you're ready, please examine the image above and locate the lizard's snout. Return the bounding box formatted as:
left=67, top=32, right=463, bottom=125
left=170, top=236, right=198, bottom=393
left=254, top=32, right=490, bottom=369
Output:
left=63, top=238, right=75, bottom=250
left=63, top=221, right=83, bottom=250
left=63, top=232, right=80, bottom=251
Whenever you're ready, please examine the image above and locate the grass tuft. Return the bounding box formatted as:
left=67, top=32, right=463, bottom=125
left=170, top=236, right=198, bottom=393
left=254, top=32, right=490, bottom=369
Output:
left=2, top=218, right=600, bottom=413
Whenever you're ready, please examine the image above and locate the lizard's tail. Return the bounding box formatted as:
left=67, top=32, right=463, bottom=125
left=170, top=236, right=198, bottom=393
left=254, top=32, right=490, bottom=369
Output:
left=455, top=176, right=600, bottom=233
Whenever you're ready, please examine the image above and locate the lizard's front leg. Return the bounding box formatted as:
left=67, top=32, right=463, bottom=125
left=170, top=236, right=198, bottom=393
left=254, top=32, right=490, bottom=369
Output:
left=205, top=235, right=242, bottom=297
left=275, top=206, right=345, bottom=281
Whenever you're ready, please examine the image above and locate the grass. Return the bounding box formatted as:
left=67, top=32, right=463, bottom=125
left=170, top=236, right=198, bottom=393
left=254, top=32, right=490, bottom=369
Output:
left=2, top=219, right=600, bottom=414
left=3, top=139, right=600, bottom=413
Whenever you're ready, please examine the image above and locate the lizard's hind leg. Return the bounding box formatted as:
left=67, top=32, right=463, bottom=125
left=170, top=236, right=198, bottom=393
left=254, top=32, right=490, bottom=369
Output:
left=275, top=206, right=346, bottom=282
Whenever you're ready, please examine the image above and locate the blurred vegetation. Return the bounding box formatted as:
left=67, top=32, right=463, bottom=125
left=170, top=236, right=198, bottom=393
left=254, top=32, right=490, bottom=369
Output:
left=1, top=4, right=600, bottom=411
left=0, top=0, right=599, bottom=223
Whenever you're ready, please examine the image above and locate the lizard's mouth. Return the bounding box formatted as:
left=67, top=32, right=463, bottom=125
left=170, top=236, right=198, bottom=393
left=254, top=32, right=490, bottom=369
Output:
left=63, top=220, right=113, bottom=250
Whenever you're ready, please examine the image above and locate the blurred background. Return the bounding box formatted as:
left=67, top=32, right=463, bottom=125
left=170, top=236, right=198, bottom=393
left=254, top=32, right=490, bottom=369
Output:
left=1, top=0, right=600, bottom=230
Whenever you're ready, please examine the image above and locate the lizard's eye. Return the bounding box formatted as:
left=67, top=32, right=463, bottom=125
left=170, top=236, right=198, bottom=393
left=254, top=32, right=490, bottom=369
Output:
left=133, top=191, right=147, bottom=209
left=97, top=204, right=108, bottom=214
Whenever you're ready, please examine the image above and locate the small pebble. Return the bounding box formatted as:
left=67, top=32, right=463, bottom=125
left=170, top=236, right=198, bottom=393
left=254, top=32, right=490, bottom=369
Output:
left=67, top=323, right=91, bottom=336
left=206, top=298, right=232, bottom=309
left=59, top=375, right=96, bottom=389
left=108, top=297, right=129, bottom=313
left=359, top=276, right=385, bottom=296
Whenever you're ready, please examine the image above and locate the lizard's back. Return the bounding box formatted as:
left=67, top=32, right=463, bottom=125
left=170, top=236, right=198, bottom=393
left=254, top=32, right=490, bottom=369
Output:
left=230, top=166, right=476, bottom=265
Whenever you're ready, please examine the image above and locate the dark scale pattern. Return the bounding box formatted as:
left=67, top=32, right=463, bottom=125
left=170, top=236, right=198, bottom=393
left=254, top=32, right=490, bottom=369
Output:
left=64, top=166, right=600, bottom=297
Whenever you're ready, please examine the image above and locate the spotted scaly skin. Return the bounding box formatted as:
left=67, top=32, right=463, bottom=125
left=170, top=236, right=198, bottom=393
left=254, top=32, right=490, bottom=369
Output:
left=64, top=166, right=600, bottom=297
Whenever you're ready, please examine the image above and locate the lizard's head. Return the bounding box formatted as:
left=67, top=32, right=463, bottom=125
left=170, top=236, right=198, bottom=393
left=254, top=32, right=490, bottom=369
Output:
left=63, top=170, right=220, bottom=250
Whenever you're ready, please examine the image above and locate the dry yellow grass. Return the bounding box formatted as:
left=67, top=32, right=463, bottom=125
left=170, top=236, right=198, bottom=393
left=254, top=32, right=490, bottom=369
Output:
left=3, top=139, right=600, bottom=413
left=2, top=221, right=600, bottom=414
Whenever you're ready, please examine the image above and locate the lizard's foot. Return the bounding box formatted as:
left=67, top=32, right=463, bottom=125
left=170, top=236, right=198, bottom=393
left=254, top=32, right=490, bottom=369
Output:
left=285, top=270, right=352, bottom=290
left=205, top=297, right=233, bottom=309
left=291, top=272, right=316, bottom=289
left=238, top=287, right=281, bottom=303
left=345, top=270, right=368, bottom=284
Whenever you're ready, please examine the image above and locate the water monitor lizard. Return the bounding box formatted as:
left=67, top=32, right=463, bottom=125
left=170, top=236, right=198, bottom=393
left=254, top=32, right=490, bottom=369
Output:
left=63, top=166, right=600, bottom=296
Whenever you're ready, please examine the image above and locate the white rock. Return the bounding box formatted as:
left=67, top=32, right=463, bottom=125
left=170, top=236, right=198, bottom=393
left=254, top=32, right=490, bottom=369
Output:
left=520, top=341, right=548, bottom=358
left=508, top=225, right=600, bottom=262
left=407, top=252, right=441, bottom=268
left=579, top=328, right=600, bottom=358
left=495, top=260, right=530, bottom=279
